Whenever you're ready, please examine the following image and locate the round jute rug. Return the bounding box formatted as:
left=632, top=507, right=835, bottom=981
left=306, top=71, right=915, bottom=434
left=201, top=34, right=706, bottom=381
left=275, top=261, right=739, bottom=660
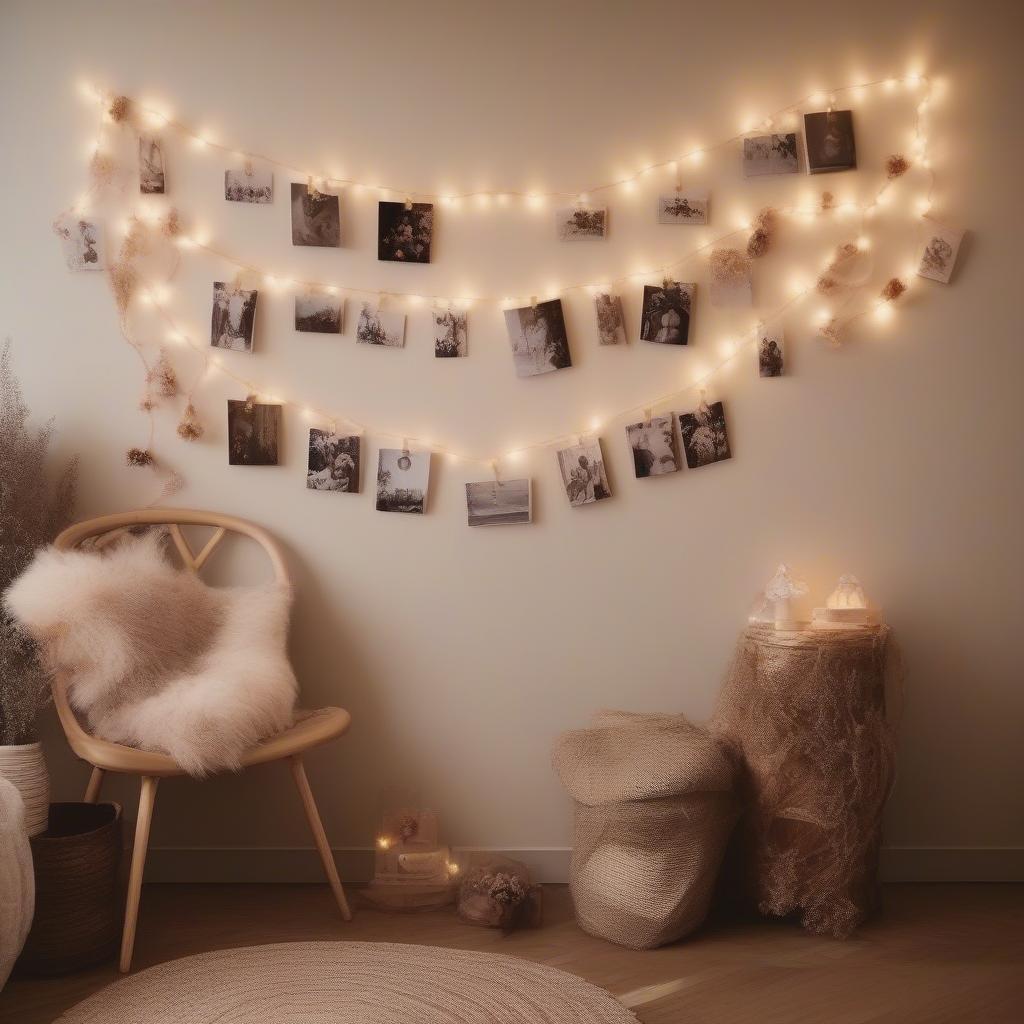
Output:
left=57, top=941, right=639, bottom=1024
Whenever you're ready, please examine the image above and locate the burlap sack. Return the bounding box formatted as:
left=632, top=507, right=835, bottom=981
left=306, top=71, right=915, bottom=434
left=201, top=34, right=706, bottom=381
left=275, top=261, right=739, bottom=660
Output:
left=552, top=711, right=738, bottom=949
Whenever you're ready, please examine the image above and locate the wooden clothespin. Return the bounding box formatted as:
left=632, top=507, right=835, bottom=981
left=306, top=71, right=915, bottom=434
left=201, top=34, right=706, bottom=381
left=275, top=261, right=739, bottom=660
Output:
left=244, top=158, right=254, bottom=177
left=307, top=176, right=317, bottom=197
left=404, top=196, right=413, bottom=211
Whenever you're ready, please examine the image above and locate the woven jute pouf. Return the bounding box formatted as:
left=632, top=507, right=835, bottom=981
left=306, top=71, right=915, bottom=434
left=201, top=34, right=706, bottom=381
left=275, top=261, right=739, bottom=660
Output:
left=56, top=941, right=639, bottom=1024
left=553, top=711, right=738, bottom=949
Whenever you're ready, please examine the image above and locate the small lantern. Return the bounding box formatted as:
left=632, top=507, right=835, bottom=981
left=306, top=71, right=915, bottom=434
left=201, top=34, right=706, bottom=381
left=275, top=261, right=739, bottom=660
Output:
left=812, top=574, right=879, bottom=628
left=760, top=564, right=809, bottom=629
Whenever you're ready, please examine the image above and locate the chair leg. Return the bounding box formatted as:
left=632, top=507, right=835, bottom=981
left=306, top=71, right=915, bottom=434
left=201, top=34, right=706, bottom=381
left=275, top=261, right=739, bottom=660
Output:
left=120, top=776, right=159, bottom=973
left=84, top=767, right=105, bottom=803
left=289, top=755, right=352, bottom=921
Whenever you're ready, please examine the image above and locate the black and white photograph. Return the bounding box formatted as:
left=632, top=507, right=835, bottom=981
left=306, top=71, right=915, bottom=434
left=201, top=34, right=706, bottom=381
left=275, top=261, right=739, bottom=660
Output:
left=295, top=290, right=343, bottom=334
left=556, top=206, right=607, bottom=240
left=594, top=292, right=627, bottom=345
left=465, top=479, right=532, bottom=527
left=378, top=201, right=433, bottom=263
left=804, top=110, right=857, bottom=173
left=227, top=399, right=280, bottom=466
left=376, top=448, right=430, bottom=514
left=356, top=303, right=406, bottom=347
left=139, top=136, right=166, bottom=194
left=434, top=308, right=468, bottom=357
left=917, top=224, right=964, bottom=284
left=504, top=299, right=572, bottom=377
left=759, top=330, right=784, bottom=377
left=640, top=281, right=693, bottom=345
left=224, top=166, right=273, bottom=203
left=307, top=429, right=360, bottom=492
left=291, top=183, right=341, bottom=247
left=211, top=282, right=258, bottom=352
left=678, top=400, right=732, bottom=469
left=657, top=193, right=708, bottom=225
left=743, top=132, right=800, bottom=176
left=55, top=216, right=105, bottom=272
left=556, top=439, right=611, bottom=507
left=626, top=416, right=680, bottom=478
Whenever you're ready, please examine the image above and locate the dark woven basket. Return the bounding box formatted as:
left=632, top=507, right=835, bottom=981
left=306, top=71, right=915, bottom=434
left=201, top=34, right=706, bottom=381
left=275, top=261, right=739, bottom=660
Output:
left=17, top=802, right=122, bottom=976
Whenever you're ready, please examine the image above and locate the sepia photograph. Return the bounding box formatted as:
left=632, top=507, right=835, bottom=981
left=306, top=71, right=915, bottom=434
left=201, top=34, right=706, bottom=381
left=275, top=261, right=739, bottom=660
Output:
left=56, top=216, right=105, bottom=272
left=759, top=330, right=784, bottom=377
left=376, top=448, right=430, bottom=514
left=556, top=439, right=611, bottom=507
left=307, top=429, right=360, bottom=492
left=640, top=281, right=693, bottom=344
left=378, top=201, right=433, bottom=263
left=291, top=183, right=341, bottom=247
left=743, top=133, right=800, bottom=176
left=356, top=303, right=406, bottom=347
left=678, top=400, right=732, bottom=469
left=804, top=110, right=857, bottom=173
left=295, top=290, right=343, bottom=334
left=224, top=167, right=273, bottom=203
left=594, top=292, right=627, bottom=345
left=211, top=282, right=258, bottom=352
left=657, top=193, right=708, bottom=225
left=504, top=298, right=572, bottom=377
left=139, top=136, right=166, bottom=194
left=227, top=399, right=280, bottom=466
left=626, top=416, right=679, bottom=478
left=465, top=479, right=532, bottom=527
left=434, top=308, right=468, bottom=357
left=917, top=224, right=964, bottom=284
left=556, top=206, right=607, bottom=240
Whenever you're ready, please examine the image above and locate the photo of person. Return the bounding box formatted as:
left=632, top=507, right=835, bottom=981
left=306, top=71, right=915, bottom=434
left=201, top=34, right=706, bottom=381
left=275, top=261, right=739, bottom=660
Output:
left=759, top=331, right=784, bottom=377
left=55, top=216, right=105, bottom=272
left=678, top=400, right=732, bottom=469
left=626, top=416, right=679, bottom=477
left=224, top=167, right=273, bottom=203
left=504, top=299, right=572, bottom=377
left=295, top=291, right=343, bottom=334
left=804, top=110, right=857, bottom=173
left=743, top=133, right=799, bottom=176
left=378, top=201, right=433, bottom=263
left=657, top=193, right=708, bottom=225
left=594, top=292, right=627, bottom=345
left=556, top=439, right=611, bottom=507
left=640, top=282, right=693, bottom=345
left=291, top=183, right=341, bottom=246
left=227, top=399, right=280, bottom=466
left=376, top=448, right=431, bottom=514
left=139, top=136, right=166, bottom=194
left=307, top=430, right=360, bottom=492
left=210, top=282, right=258, bottom=352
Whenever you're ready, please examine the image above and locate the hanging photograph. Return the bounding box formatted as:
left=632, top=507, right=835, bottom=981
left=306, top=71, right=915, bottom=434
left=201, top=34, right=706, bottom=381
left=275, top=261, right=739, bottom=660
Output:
left=295, top=290, right=344, bottom=334
left=465, top=479, right=532, bottom=527
left=556, top=439, right=611, bottom=507
left=55, top=216, right=105, bottom=272
left=227, top=399, right=280, bottom=466
left=434, top=308, right=468, bottom=357
left=743, top=133, right=799, bottom=176
left=378, top=201, right=433, bottom=263
left=211, top=282, right=258, bottom=352
left=224, top=167, right=273, bottom=203
left=640, top=281, right=693, bottom=344
left=356, top=303, right=406, bottom=347
left=376, top=448, right=430, bottom=514
left=556, top=206, right=608, bottom=240
left=291, top=183, right=341, bottom=247
left=678, top=401, right=732, bottom=469
left=759, top=329, right=784, bottom=377
left=307, top=429, right=360, bottom=492
left=139, top=136, right=166, bottom=194
left=804, top=110, right=857, bottom=173
left=504, top=299, right=572, bottom=377
left=594, top=292, right=627, bottom=345
left=917, top=224, right=964, bottom=284
left=626, top=416, right=680, bottom=478
left=657, top=193, right=708, bottom=225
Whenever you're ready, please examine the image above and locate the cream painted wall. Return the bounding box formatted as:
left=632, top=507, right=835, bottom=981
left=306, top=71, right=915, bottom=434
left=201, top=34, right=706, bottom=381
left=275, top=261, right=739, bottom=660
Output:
left=2, top=0, right=1021, bottom=880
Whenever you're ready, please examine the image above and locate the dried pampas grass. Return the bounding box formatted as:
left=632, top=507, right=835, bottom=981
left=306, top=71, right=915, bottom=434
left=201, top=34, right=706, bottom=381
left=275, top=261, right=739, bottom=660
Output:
left=162, top=209, right=182, bottom=238
left=108, top=95, right=132, bottom=124
left=816, top=275, right=840, bottom=295
left=746, top=207, right=778, bottom=258
left=886, top=154, right=910, bottom=179
left=819, top=318, right=843, bottom=348
left=881, top=277, right=907, bottom=302
left=108, top=262, right=137, bottom=315
left=148, top=351, right=178, bottom=398
left=709, top=247, right=751, bottom=284
left=125, top=447, right=154, bottom=467
left=177, top=403, right=204, bottom=442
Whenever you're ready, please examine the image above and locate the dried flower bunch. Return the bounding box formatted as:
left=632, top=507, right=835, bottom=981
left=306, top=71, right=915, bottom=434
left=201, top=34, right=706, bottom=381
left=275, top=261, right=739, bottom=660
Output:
left=819, top=317, right=843, bottom=347
left=820, top=191, right=835, bottom=211
left=177, top=402, right=204, bottom=441
left=709, top=247, right=751, bottom=284
left=746, top=206, right=777, bottom=259
left=817, top=243, right=861, bottom=294
left=881, top=277, right=907, bottom=302
left=125, top=447, right=154, bottom=467
left=162, top=209, right=182, bottom=238
left=886, top=154, right=910, bottom=179
left=465, top=868, right=527, bottom=906
left=0, top=342, right=77, bottom=744
left=149, top=351, right=178, bottom=398
left=108, top=94, right=132, bottom=124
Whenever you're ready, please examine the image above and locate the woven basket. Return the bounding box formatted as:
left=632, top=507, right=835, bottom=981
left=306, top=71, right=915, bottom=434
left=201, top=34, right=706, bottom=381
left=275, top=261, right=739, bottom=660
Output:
left=17, top=802, right=122, bottom=976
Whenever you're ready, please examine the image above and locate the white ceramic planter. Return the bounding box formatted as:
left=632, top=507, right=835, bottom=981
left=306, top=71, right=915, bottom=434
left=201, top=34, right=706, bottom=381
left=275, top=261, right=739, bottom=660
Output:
left=0, top=777, right=35, bottom=990
left=0, top=741, right=49, bottom=838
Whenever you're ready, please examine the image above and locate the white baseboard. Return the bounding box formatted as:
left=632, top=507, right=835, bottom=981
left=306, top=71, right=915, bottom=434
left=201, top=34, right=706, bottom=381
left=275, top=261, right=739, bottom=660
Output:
left=144, top=846, right=1024, bottom=885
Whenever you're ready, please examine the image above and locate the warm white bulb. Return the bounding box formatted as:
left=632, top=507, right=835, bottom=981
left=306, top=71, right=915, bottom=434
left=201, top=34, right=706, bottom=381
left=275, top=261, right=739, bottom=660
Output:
left=874, top=303, right=893, bottom=322
left=856, top=235, right=870, bottom=250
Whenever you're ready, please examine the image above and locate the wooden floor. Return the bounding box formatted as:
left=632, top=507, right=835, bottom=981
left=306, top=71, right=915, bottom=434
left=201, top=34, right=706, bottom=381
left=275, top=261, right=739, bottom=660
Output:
left=3, top=883, right=1022, bottom=1023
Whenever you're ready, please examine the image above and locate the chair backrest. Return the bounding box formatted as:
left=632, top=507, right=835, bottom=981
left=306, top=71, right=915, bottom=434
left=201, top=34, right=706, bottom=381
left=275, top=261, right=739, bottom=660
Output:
left=49, top=509, right=290, bottom=764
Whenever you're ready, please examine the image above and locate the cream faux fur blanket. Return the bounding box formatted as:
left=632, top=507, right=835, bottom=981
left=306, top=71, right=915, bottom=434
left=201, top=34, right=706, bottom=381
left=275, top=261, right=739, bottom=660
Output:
left=4, top=530, right=297, bottom=776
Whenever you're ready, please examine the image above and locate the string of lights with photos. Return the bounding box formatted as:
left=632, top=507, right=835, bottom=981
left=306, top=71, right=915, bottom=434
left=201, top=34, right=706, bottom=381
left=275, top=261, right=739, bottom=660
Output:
left=63, top=70, right=941, bottom=477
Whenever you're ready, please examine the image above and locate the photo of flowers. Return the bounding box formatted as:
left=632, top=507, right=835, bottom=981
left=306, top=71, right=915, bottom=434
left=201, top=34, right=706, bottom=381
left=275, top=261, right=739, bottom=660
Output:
left=556, top=206, right=607, bottom=240
left=678, top=400, right=731, bottom=469
left=357, top=304, right=406, bottom=347
left=225, top=167, right=273, bottom=203
left=378, top=201, right=433, bottom=263
left=594, top=293, right=627, bottom=345
left=55, top=216, right=105, bottom=271
left=917, top=224, right=964, bottom=284
left=657, top=193, right=708, bottom=225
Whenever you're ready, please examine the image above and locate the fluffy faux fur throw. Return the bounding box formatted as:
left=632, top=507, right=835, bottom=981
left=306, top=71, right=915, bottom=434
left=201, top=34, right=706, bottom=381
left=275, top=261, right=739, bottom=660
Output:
left=4, top=530, right=297, bottom=776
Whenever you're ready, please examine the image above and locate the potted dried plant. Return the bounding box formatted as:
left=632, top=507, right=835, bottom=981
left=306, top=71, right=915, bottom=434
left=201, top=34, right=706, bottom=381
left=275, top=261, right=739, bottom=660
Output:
left=0, top=341, right=77, bottom=838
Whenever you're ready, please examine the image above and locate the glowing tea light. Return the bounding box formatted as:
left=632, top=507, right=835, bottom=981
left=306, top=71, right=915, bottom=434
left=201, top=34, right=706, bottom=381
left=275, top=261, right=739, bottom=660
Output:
left=812, top=575, right=877, bottom=629
left=447, top=861, right=460, bottom=877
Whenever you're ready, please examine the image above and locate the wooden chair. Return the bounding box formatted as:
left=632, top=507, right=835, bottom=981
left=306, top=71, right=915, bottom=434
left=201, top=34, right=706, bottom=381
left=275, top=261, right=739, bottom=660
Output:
left=52, top=509, right=353, bottom=972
